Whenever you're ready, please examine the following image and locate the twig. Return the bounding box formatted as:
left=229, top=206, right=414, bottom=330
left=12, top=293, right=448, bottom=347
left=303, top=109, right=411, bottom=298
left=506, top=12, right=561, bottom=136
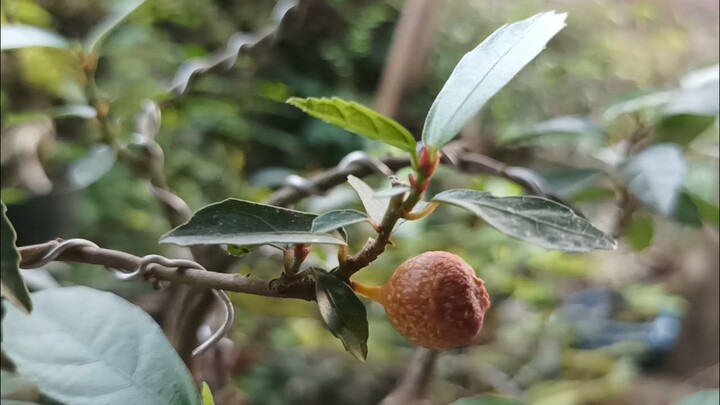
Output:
left=380, top=348, right=439, bottom=405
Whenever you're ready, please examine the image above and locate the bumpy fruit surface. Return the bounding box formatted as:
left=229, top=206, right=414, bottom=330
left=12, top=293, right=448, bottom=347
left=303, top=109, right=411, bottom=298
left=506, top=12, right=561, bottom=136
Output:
left=355, top=251, right=491, bottom=349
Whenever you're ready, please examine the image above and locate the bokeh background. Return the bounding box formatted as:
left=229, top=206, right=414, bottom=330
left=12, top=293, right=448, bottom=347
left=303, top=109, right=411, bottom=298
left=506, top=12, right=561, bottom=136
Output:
left=1, top=0, right=718, bottom=404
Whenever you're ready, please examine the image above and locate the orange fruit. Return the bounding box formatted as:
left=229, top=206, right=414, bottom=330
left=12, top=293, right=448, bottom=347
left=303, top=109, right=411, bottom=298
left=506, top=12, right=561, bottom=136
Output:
left=353, top=251, right=490, bottom=349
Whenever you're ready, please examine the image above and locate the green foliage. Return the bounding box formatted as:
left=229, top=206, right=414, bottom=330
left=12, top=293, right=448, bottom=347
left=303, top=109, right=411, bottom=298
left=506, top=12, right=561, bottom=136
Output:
left=346, top=175, right=392, bottom=225
left=624, top=215, right=654, bottom=251
left=311, top=209, right=369, bottom=234
left=0, top=201, right=31, bottom=314
left=0, top=25, right=68, bottom=50
left=201, top=382, right=215, bottom=405
left=68, top=145, right=118, bottom=189
left=286, top=97, right=417, bottom=153
left=83, top=0, right=147, bottom=54
left=3, top=287, right=200, bottom=405
left=432, top=189, right=616, bottom=252
left=620, top=144, right=686, bottom=216
left=450, top=395, right=526, bottom=405
left=422, top=11, right=566, bottom=149
left=160, top=199, right=347, bottom=247
left=313, top=269, right=369, bottom=361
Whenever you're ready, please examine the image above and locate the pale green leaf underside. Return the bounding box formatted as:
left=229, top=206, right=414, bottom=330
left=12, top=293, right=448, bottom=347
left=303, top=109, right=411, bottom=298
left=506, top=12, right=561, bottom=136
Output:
left=84, top=0, right=146, bottom=53
left=1, top=201, right=32, bottom=313
left=287, top=97, right=416, bottom=152
left=160, top=199, right=346, bottom=247
left=0, top=25, right=69, bottom=51
left=432, top=189, right=616, bottom=252
left=3, top=287, right=200, bottom=405
left=422, top=11, right=566, bottom=149
left=620, top=144, right=686, bottom=216
left=346, top=175, right=390, bottom=225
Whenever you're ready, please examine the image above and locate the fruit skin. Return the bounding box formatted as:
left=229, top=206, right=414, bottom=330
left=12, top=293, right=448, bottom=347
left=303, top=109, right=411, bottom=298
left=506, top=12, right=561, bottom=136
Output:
left=355, top=251, right=491, bottom=349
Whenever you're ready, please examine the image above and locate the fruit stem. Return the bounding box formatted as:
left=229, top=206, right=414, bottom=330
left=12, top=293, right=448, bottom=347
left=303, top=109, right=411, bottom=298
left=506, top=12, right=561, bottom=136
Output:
left=350, top=279, right=385, bottom=305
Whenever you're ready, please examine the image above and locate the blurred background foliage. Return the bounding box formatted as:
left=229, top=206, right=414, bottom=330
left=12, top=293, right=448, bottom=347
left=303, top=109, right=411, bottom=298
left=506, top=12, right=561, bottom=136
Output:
left=1, top=0, right=718, bottom=404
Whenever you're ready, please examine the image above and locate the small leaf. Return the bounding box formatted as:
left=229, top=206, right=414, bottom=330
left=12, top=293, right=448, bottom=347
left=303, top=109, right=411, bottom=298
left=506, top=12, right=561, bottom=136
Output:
left=313, top=269, right=369, bottom=360
left=347, top=175, right=390, bottom=225
left=84, top=0, right=146, bottom=53
left=0, top=26, right=69, bottom=51
left=500, top=115, right=603, bottom=145
left=673, top=191, right=704, bottom=227
left=3, top=287, right=201, bottom=405
left=674, top=389, right=720, bottom=405
left=311, top=210, right=369, bottom=234
left=287, top=97, right=416, bottom=152
left=655, top=114, right=716, bottom=147
left=422, top=11, right=566, bottom=149
left=432, top=189, right=616, bottom=252
left=620, top=144, right=687, bottom=216
left=624, top=216, right=654, bottom=251
left=201, top=382, right=215, bottom=405
left=0, top=201, right=32, bottom=314
left=68, top=144, right=117, bottom=188
left=450, top=394, right=526, bottom=405
left=226, top=245, right=257, bottom=257
left=160, top=199, right=346, bottom=247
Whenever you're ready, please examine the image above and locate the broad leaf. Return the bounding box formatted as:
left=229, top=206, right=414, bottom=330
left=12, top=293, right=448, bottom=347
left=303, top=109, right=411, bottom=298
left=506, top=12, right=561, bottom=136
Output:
left=602, top=90, right=674, bottom=122
left=432, top=189, right=616, bottom=252
left=0, top=202, right=31, bottom=314
left=287, top=97, right=416, bottom=152
left=624, top=216, right=654, bottom=251
left=0, top=26, right=69, bottom=51
left=450, top=395, right=526, bottom=405
left=422, top=11, right=566, bottom=149
left=655, top=114, right=716, bottom=147
left=313, top=269, right=368, bottom=360
left=675, top=389, right=720, bottom=405
left=688, top=194, right=720, bottom=229
left=201, top=383, right=215, bottom=405
left=160, top=199, right=346, bottom=247
left=540, top=168, right=604, bottom=199
left=68, top=144, right=117, bottom=188
left=312, top=210, right=369, bottom=234
left=3, top=287, right=200, bottom=405
left=84, top=0, right=146, bottom=53
left=673, top=191, right=704, bottom=228
left=620, top=144, right=686, bottom=216
left=501, top=115, right=602, bottom=145
left=347, top=175, right=390, bottom=225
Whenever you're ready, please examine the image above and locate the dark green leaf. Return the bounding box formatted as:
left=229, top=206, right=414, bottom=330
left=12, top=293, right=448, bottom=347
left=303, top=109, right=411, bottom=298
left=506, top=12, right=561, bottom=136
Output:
left=689, top=194, right=720, bottom=229
left=160, top=199, right=346, bottom=247
left=432, top=189, right=616, bottom=252
left=624, top=216, right=654, bottom=251
left=0, top=202, right=31, bottom=314
left=347, top=175, right=390, bottom=225
left=84, top=0, right=146, bottom=53
left=655, top=114, right=716, bottom=147
left=313, top=269, right=368, bottom=360
left=311, top=210, right=369, bottom=234
left=450, top=394, right=526, bottom=405
left=672, top=191, right=704, bottom=228
left=68, top=145, right=117, bottom=188
left=3, top=287, right=200, bottom=405
left=422, top=11, right=566, bottom=149
left=620, top=144, right=687, bottom=216
left=0, top=26, right=69, bottom=50
left=674, top=389, right=720, bottom=405
left=287, top=97, right=416, bottom=152
left=540, top=168, right=604, bottom=199
left=500, top=115, right=602, bottom=145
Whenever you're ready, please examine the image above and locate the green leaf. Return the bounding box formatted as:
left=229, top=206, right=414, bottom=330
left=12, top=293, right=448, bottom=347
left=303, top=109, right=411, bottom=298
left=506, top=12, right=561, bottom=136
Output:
left=450, top=394, right=526, bottom=405
left=655, top=114, right=716, bottom=147
left=675, top=389, right=720, bottom=405
left=540, top=168, right=604, bottom=199
left=313, top=269, right=368, bottom=360
left=602, top=90, right=674, bottom=122
left=0, top=202, right=32, bottom=314
left=620, top=144, right=687, bottom=216
left=311, top=210, right=369, bottom=234
left=160, top=199, right=346, bottom=247
left=0, top=25, right=69, bottom=51
left=689, top=194, right=720, bottom=228
left=673, top=191, right=704, bottom=227
left=432, top=189, right=616, bottom=252
left=287, top=97, right=416, bottom=152
left=422, top=11, right=566, bottom=149
left=624, top=216, right=654, bottom=251
left=201, top=382, right=215, bottom=405
left=3, top=287, right=201, bottom=405
left=500, top=115, right=603, bottom=145
left=226, top=245, right=257, bottom=257
left=346, top=175, right=390, bottom=225
left=83, top=0, right=146, bottom=53
left=68, top=144, right=117, bottom=188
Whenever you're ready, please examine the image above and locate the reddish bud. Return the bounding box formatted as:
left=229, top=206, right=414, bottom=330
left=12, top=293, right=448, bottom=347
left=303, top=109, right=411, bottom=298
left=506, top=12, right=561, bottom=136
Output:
left=294, top=244, right=310, bottom=262
left=408, top=174, right=417, bottom=190
left=418, top=147, right=440, bottom=177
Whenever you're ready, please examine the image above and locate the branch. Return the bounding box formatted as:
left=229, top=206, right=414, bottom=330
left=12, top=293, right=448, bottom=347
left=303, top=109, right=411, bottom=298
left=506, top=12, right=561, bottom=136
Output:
left=380, top=348, right=439, bottom=405
left=17, top=240, right=315, bottom=301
